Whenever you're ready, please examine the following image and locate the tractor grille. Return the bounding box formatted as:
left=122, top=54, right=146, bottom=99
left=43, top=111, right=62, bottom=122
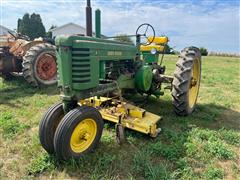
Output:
left=72, top=48, right=91, bottom=83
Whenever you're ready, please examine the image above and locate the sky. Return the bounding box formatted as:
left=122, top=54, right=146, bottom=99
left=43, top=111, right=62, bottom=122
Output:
left=0, top=0, right=239, bottom=53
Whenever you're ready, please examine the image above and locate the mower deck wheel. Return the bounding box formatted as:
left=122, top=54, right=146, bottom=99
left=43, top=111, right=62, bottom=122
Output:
left=54, top=106, right=104, bottom=160
left=116, top=124, right=125, bottom=144
left=39, top=103, right=64, bottom=154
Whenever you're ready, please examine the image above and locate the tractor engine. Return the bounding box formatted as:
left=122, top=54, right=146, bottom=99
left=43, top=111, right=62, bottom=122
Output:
left=104, top=60, right=134, bottom=80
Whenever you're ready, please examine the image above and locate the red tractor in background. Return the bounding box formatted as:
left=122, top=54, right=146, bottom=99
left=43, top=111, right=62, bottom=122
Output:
left=0, top=32, right=57, bottom=87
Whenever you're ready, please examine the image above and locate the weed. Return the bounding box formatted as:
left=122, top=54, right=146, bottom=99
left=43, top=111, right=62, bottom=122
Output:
left=89, top=153, right=117, bottom=179
left=231, top=162, right=240, bottom=176
left=185, top=128, right=237, bottom=162
left=175, top=158, right=188, bottom=170
left=161, top=129, right=179, bottom=141
left=147, top=141, right=183, bottom=161
left=133, top=149, right=150, bottom=175
left=126, top=134, right=136, bottom=143
left=27, top=154, right=55, bottom=175
left=203, top=166, right=224, bottom=180
left=192, top=128, right=217, bottom=141
left=127, top=173, right=136, bottom=180
left=97, top=153, right=116, bottom=171
left=185, top=139, right=203, bottom=159
left=145, top=164, right=170, bottom=180
left=171, top=166, right=195, bottom=180
left=101, top=133, right=115, bottom=144
left=133, top=148, right=173, bottom=179
left=204, top=138, right=236, bottom=159
left=0, top=111, right=29, bottom=138
left=219, top=128, right=240, bottom=146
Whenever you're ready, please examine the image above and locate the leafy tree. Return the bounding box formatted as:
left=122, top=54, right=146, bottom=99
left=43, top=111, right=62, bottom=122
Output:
left=46, top=25, right=57, bottom=38
left=17, top=13, right=46, bottom=40
left=17, top=18, right=22, bottom=33
left=17, top=13, right=30, bottom=36
left=200, top=47, right=208, bottom=56
left=114, top=34, right=134, bottom=44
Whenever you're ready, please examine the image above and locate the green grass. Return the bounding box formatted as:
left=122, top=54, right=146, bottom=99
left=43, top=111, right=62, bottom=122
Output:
left=203, top=166, right=224, bottom=180
left=0, top=55, right=239, bottom=179
left=0, top=111, right=29, bottom=139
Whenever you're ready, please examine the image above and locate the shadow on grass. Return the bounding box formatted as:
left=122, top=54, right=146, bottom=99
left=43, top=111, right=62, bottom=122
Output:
left=144, top=97, right=240, bottom=131
left=0, top=77, right=58, bottom=107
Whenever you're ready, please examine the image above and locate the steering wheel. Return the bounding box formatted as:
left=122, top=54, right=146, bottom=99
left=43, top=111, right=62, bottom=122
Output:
left=136, top=23, right=155, bottom=46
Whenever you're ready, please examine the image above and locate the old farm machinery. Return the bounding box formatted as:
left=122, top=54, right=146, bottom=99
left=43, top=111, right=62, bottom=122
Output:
left=0, top=32, right=57, bottom=86
left=39, top=0, right=201, bottom=160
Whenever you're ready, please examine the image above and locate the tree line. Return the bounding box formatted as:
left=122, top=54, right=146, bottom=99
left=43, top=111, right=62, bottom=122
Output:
left=17, top=13, right=56, bottom=40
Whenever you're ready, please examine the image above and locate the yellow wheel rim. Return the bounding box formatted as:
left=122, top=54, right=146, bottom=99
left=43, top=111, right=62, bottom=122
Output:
left=70, top=118, right=97, bottom=153
left=188, top=58, right=200, bottom=108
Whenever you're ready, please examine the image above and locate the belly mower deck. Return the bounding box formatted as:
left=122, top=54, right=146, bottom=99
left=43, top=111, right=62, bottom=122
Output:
left=80, top=96, right=162, bottom=137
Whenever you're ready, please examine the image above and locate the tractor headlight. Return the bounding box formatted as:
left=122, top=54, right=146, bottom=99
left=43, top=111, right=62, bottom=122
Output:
left=150, top=48, right=157, bottom=55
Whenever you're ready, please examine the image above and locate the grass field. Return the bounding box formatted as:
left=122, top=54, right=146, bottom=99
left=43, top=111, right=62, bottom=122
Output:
left=0, top=55, right=239, bottom=180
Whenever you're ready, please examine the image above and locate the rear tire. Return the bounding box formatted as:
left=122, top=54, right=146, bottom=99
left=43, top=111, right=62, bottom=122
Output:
left=171, top=47, right=201, bottom=116
left=39, top=103, right=64, bottom=154
left=54, top=106, right=104, bottom=160
left=22, top=43, right=57, bottom=87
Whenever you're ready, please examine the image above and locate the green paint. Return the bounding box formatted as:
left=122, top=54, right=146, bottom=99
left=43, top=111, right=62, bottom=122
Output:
left=135, top=65, right=153, bottom=91
left=117, top=74, right=135, bottom=89
left=55, top=35, right=138, bottom=102
left=56, top=46, right=72, bottom=97
left=95, top=9, right=101, bottom=38
left=141, top=51, right=159, bottom=63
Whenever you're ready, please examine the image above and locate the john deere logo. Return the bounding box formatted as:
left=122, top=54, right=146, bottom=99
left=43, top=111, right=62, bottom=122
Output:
left=107, top=51, right=123, bottom=56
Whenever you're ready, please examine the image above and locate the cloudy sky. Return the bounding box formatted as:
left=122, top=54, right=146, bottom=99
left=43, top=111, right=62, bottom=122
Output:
left=0, top=0, right=239, bottom=53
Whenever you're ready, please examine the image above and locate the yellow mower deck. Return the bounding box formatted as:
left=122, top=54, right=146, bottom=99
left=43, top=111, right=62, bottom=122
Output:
left=79, top=96, right=162, bottom=137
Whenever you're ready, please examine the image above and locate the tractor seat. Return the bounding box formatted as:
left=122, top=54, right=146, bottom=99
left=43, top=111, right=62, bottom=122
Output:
left=140, top=36, right=168, bottom=52
left=147, top=36, right=168, bottom=44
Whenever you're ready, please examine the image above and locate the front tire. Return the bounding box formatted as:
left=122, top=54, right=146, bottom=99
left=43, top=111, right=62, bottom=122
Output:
left=39, top=103, right=64, bottom=154
left=54, top=106, right=104, bottom=160
left=171, top=47, right=201, bottom=116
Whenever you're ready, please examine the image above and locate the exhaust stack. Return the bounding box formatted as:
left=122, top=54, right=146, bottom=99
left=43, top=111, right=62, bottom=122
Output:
left=86, top=0, right=92, bottom=36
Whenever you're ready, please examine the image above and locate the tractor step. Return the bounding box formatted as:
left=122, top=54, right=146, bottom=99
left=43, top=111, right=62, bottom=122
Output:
left=79, top=96, right=162, bottom=137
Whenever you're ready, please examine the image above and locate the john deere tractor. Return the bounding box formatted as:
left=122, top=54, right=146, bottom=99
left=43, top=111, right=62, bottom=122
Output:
left=39, top=0, right=201, bottom=160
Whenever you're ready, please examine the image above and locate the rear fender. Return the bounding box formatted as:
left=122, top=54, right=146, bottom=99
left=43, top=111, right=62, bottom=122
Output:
left=9, top=40, right=44, bottom=57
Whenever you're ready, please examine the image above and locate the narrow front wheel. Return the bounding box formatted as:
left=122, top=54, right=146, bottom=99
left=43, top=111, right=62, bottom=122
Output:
left=39, top=103, right=64, bottom=154
left=54, top=106, right=104, bottom=160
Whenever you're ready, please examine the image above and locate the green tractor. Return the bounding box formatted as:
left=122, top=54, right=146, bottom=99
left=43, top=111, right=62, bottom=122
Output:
left=39, top=0, right=201, bottom=160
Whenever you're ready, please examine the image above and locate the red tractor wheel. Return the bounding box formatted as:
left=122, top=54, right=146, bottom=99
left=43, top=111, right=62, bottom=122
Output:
left=22, top=43, right=57, bottom=87
left=35, top=53, right=57, bottom=83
